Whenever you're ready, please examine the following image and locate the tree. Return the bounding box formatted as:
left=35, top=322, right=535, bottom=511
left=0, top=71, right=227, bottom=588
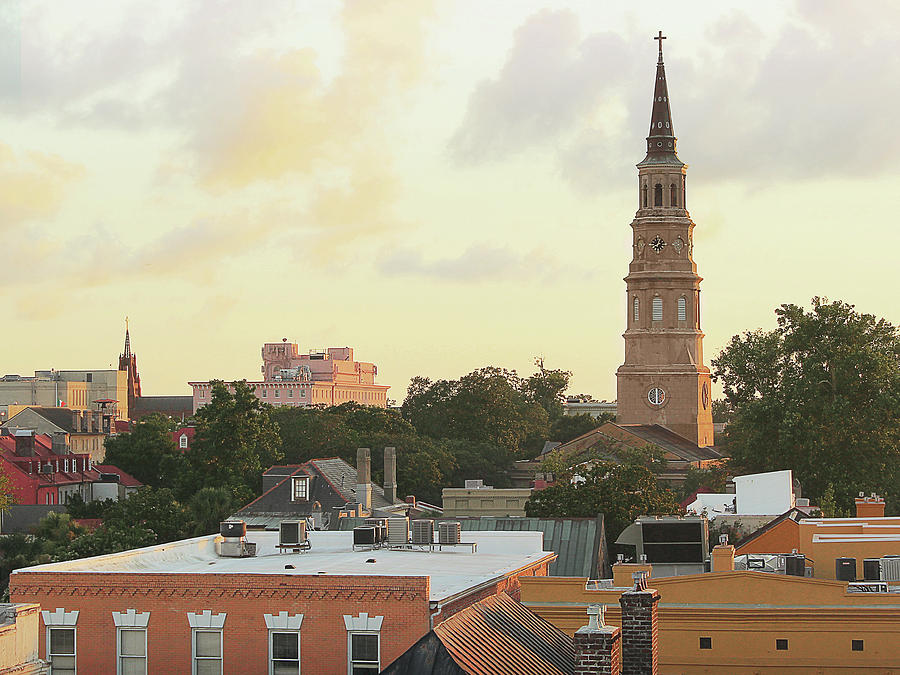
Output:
left=102, top=413, right=186, bottom=488
left=0, top=464, right=13, bottom=514
left=188, top=487, right=235, bottom=536
left=402, top=366, right=549, bottom=455
left=713, top=298, right=900, bottom=513
left=522, top=358, right=571, bottom=422
left=185, top=380, right=283, bottom=503
left=548, top=413, right=607, bottom=444
left=525, top=461, right=679, bottom=543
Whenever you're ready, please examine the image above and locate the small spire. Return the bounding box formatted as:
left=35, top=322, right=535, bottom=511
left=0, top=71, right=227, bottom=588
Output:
left=123, top=316, right=131, bottom=358
left=640, top=31, right=681, bottom=165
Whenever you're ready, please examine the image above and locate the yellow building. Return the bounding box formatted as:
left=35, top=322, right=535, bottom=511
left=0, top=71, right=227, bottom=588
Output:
left=521, top=548, right=900, bottom=674
left=441, top=485, right=532, bottom=517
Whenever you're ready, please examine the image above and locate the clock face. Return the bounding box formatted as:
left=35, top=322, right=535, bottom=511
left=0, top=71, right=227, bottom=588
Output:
left=650, top=236, right=666, bottom=253
left=648, top=387, right=666, bottom=406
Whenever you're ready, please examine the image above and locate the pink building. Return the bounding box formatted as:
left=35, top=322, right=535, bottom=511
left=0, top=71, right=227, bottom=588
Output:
left=189, top=343, right=389, bottom=413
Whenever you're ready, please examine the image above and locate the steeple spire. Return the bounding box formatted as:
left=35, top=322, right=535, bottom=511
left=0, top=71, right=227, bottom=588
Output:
left=641, top=31, right=681, bottom=166
left=123, top=316, right=131, bottom=359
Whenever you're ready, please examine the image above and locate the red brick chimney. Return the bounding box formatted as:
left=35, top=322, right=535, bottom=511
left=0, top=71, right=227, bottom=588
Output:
left=574, top=604, right=620, bottom=675
left=855, top=492, right=885, bottom=518
left=619, top=572, right=660, bottom=675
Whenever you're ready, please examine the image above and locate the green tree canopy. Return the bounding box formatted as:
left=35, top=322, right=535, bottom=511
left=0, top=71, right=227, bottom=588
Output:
left=713, top=298, right=900, bottom=513
left=525, top=461, right=679, bottom=543
left=0, top=464, right=13, bottom=514
left=185, top=380, right=283, bottom=503
left=102, top=413, right=186, bottom=488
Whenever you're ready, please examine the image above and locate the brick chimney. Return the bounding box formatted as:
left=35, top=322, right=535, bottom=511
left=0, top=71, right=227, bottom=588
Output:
left=383, top=446, right=397, bottom=504
left=574, top=604, right=620, bottom=675
left=14, top=430, right=35, bottom=456
left=619, top=572, right=660, bottom=675
left=356, top=448, right=372, bottom=513
left=711, top=534, right=735, bottom=572
left=855, top=492, right=885, bottom=518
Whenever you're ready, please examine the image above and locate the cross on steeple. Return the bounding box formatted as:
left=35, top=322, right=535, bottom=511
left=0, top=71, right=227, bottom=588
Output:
left=654, top=30, right=666, bottom=59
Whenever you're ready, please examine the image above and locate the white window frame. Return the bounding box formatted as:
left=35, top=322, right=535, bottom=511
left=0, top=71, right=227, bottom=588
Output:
left=268, top=630, right=301, bottom=674
left=633, top=297, right=639, bottom=322
left=179, top=434, right=188, bottom=449
left=264, top=612, right=304, bottom=675
left=42, top=608, right=79, bottom=675
left=187, top=611, right=226, bottom=675
left=343, top=614, right=383, bottom=675
left=112, top=609, right=150, bottom=675
left=292, top=477, right=309, bottom=502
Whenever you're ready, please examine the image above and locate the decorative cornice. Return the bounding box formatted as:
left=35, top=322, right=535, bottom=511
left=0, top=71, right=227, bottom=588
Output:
left=264, top=612, right=304, bottom=630
left=112, top=609, right=150, bottom=627
left=187, top=610, right=226, bottom=629
left=343, top=613, right=384, bottom=632
left=41, top=608, right=78, bottom=626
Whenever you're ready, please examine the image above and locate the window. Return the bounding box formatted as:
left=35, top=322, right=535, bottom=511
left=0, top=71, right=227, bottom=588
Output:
left=118, top=628, right=147, bottom=675
left=699, top=637, right=711, bottom=650
left=348, top=633, right=379, bottom=674
left=179, top=435, right=188, bottom=449
left=641, top=184, right=648, bottom=208
left=292, top=477, right=309, bottom=501
left=652, top=297, right=663, bottom=321
left=670, top=183, right=678, bottom=206
left=270, top=631, right=300, bottom=674
left=633, top=297, right=639, bottom=322
left=851, top=639, right=864, bottom=652
left=776, top=639, right=788, bottom=651
left=193, top=630, right=222, bottom=675
left=48, top=627, right=76, bottom=675
left=262, top=389, right=267, bottom=398
left=654, top=183, right=663, bottom=206
left=677, top=296, right=687, bottom=321
left=275, top=388, right=280, bottom=398
left=288, top=389, right=293, bottom=398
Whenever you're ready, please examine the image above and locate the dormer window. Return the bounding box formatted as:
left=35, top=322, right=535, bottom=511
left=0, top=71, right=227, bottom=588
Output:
left=292, top=477, right=309, bottom=501
left=179, top=434, right=188, bottom=449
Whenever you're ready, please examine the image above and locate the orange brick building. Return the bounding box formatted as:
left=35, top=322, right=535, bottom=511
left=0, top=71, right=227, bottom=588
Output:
left=10, top=530, right=553, bottom=674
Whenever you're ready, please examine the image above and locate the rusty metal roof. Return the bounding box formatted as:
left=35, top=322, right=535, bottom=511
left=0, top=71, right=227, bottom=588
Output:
left=381, top=593, right=574, bottom=675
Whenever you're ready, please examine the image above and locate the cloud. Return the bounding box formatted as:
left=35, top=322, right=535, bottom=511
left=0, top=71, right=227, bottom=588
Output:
left=0, top=143, right=84, bottom=229
left=376, top=244, right=593, bottom=284
left=450, top=3, right=900, bottom=191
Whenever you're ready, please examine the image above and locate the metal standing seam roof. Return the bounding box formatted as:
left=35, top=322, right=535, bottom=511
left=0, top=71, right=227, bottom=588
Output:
left=338, top=516, right=609, bottom=579
left=433, top=593, right=574, bottom=675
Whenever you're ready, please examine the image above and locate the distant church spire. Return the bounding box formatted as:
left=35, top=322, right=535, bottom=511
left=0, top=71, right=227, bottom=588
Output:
left=642, top=30, right=680, bottom=165
left=123, top=316, right=131, bottom=359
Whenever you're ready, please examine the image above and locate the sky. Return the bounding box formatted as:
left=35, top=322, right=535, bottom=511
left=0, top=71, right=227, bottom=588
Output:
left=2, top=0, right=899, bottom=401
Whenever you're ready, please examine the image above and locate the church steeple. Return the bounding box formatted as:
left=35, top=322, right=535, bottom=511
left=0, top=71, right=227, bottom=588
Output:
left=123, top=317, right=132, bottom=359
left=641, top=31, right=681, bottom=166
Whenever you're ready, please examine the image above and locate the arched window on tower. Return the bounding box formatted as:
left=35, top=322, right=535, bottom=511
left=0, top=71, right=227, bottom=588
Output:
left=677, top=296, right=687, bottom=321
left=633, top=297, right=640, bottom=322
left=652, top=296, right=663, bottom=322
left=654, top=183, right=663, bottom=207
left=670, top=183, right=678, bottom=207
left=642, top=183, right=648, bottom=208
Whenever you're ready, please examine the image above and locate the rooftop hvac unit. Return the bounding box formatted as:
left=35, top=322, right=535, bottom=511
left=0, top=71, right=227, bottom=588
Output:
left=438, top=521, right=461, bottom=545
left=216, top=539, right=256, bottom=558
left=411, top=520, right=434, bottom=545
left=785, top=554, right=805, bottom=577
left=386, top=518, right=409, bottom=546
left=881, top=557, right=900, bottom=582
left=220, top=521, right=247, bottom=539
left=365, top=518, right=388, bottom=543
left=835, top=557, right=857, bottom=582
left=280, top=520, right=307, bottom=547
left=863, top=558, right=881, bottom=581
left=464, top=479, right=484, bottom=489
left=353, top=526, right=377, bottom=546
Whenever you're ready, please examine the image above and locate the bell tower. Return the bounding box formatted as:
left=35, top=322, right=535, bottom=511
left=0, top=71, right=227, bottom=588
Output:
left=615, top=33, right=714, bottom=447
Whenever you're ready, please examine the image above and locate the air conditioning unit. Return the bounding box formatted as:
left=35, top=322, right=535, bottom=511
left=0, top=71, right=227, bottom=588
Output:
left=386, top=518, right=409, bottom=546
left=411, top=520, right=434, bottom=545
left=438, top=521, right=461, bottom=545
left=353, top=526, right=377, bottom=547
left=220, top=521, right=247, bottom=538
left=280, top=520, right=307, bottom=547
left=835, top=557, right=857, bottom=582
left=365, top=518, right=387, bottom=543
left=881, top=557, right=900, bottom=582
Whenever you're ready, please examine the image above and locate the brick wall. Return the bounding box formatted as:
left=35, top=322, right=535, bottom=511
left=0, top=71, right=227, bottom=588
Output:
left=620, top=587, right=660, bottom=675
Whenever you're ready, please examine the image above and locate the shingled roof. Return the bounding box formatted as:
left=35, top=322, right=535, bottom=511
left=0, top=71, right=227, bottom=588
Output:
left=381, top=592, right=575, bottom=675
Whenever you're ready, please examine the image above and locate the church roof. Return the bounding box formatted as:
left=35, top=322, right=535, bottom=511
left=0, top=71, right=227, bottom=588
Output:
left=612, top=424, right=724, bottom=462
left=638, top=31, right=683, bottom=167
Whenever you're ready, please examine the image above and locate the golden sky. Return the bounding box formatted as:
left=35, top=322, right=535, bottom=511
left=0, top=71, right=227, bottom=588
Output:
left=2, top=1, right=898, bottom=401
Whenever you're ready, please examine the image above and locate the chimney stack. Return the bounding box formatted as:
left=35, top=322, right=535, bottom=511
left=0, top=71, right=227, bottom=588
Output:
left=574, top=604, right=620, bottom=675
left=619, top=572, right=660, bottom=675
left=14, top=430, right=35, bottom=456
left=356, top=448, right=372, bottom=513
left=711, top=535, right=735, bottom=572
left=383, top=447, right=397, bottom=504
left=855, top=492, right=885, bottom=519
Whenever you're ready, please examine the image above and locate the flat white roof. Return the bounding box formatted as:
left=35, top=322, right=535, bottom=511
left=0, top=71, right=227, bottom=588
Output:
left=14, top=531, right=553, bottom=603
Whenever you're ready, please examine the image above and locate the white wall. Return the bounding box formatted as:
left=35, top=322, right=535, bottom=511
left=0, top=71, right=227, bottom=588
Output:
left=735, top=470, right=794, bottom=515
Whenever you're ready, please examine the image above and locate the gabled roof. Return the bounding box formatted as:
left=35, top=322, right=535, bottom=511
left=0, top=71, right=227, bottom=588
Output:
left=4, top=407, right=80, bottom=434
left=234, top=457, right=399, bottom=527
left=734, top=507, right=809, bottom=551
left=555, top=423, right=723, bottom=464
left=382, top=593, right=575, bottom=675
